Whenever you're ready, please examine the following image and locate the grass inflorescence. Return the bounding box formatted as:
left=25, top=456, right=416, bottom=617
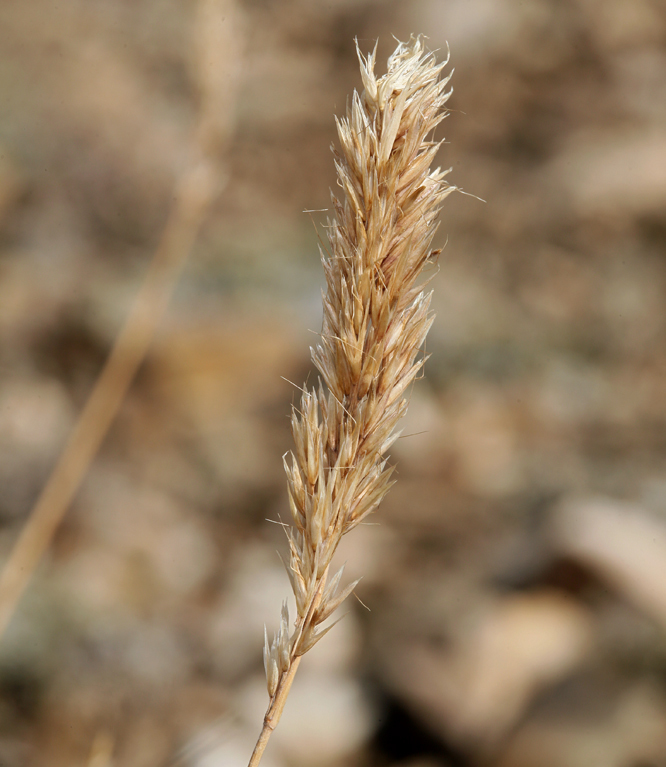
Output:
left=249, top=35, right=456, bottom=767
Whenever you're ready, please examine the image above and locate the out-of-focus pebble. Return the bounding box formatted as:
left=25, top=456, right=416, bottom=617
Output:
left=549, top=130, right=666, bottom=218
left=382, top=591, right=594, bottom=748
left=497, top=681, right=666, bottom=767
left=551, top=496, right=666, bottom=630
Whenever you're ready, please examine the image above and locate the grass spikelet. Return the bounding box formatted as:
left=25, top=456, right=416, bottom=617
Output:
left=248, top=35, right=455, bottom=767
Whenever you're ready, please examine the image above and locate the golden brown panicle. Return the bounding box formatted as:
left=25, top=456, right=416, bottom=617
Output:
left=249, top=35, right=455, bottom=767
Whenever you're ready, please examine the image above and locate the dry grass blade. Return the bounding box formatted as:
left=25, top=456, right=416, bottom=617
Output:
left=0, top=0, right=241, bottom=642
left=248, top=35, right=456, bottom=767
left=0, top=162, right=214, bottom=641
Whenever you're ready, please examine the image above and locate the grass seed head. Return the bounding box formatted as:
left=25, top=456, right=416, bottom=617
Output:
left=264, top=33, right=455, bottom=696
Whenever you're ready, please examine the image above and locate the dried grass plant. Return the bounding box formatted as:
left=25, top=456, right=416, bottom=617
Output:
left=0, top=0, right=241, bottom=642
left=248, top=35, right=455, bottom=767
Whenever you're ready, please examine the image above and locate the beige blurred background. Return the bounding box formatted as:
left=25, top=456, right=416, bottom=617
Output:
left=1, top=0, right=666, bottom=765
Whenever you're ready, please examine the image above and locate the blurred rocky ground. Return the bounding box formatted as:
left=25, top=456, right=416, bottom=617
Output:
left=0, top=0, right=665, bottom=765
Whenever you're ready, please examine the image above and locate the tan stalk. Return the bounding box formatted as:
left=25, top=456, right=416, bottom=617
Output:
left=0, top=0, right=241, bottom=641
left=248, top=35, right=456, bottom=767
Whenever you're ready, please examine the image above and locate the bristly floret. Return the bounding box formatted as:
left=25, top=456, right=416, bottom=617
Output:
left=263, top=35, right=455, bottom=699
